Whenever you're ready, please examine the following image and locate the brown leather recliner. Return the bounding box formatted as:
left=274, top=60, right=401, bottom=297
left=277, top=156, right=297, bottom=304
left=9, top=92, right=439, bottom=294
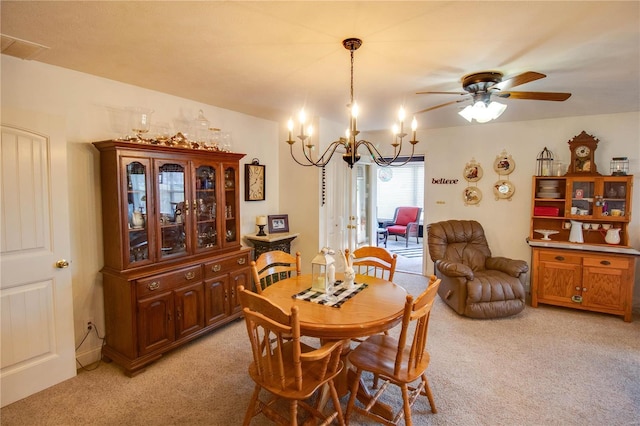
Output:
left=427, top=220, right=529, bottom=319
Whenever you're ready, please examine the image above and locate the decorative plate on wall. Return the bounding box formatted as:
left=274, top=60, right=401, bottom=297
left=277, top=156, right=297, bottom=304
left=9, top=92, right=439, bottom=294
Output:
left=463, top=159, right=483, bottom=182
left=494, top=151, right=516, bottom=175
left=463, top=186, right=482, bottom=206
left=493, top=179, right=515, bottom=200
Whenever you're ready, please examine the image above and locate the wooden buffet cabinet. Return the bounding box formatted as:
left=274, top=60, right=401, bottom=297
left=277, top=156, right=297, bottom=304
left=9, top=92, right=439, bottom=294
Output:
left=529, top=175, right=638, bottom=322
left=94, top=140, right=251, bottom=375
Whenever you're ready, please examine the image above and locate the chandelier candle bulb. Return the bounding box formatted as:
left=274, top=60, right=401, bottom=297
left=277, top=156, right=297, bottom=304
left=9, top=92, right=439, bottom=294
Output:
left=411, top=117, right=417, bottom=141
left=287, top=119, right=293, bottom=141
left=256, top=216, right=267, bottom=226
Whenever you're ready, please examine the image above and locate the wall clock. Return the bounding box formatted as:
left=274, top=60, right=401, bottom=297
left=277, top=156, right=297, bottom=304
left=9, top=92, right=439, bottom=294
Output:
left=565, top=130, right=600, bottom=176
left=245, top=160, right=265, bottom=201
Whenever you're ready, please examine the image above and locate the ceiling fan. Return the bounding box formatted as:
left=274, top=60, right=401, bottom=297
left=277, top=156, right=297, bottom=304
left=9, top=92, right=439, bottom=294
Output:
left=415, top=71, right=571, bottom=116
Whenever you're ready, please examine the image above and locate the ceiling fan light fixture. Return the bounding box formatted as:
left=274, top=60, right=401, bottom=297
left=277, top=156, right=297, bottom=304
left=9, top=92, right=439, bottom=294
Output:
left=458, top=101, right=507, bottom=123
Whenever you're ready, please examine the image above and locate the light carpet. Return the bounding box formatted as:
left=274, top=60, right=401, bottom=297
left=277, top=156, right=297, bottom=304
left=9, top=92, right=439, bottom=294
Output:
left=1, top=272, right=639, bottom=425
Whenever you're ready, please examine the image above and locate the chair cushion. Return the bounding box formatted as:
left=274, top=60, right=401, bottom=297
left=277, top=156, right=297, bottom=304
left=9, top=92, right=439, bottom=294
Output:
left=395, top=207, right=420, bottom=226
left=386, top=224, right=407, bottom=235
left=465, top=270, right=526, bottom=318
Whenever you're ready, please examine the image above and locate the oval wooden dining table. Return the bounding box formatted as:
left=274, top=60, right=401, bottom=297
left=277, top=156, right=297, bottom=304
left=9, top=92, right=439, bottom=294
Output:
left=260, top=273, right=408, bottom=339
left=260, top=273, right=408, bottom=420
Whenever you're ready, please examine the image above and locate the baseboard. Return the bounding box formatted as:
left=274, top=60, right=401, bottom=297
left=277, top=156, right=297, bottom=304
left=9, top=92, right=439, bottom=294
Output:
left=75, top=346, right=103, bottom=370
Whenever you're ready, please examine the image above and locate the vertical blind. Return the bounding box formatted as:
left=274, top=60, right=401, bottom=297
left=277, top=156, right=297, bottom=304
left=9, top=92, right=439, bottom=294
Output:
left=376, top=155, right=424, bottom=221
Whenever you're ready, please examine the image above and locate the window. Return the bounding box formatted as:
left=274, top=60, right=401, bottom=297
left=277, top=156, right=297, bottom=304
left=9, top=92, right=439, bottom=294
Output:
left=376, top=156, right=424, bottom=221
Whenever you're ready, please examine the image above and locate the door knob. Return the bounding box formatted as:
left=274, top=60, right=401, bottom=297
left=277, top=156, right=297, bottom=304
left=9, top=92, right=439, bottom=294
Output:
left=56, top=259, right=70, bottom=268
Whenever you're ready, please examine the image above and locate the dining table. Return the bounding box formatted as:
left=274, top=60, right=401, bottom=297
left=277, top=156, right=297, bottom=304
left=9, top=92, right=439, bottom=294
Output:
left=260, top=272, right=409, bottom=420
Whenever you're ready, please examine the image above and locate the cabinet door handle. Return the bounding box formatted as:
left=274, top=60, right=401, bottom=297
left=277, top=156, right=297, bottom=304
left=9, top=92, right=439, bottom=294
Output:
left=575, top=286, right=581, bottom=291
left=600, top=260, right=611, bottom=266
left=184, top=271, right=195, bottom=280
left=583, top=287, right=588, bottom=292
left=176, top=306, right=182, bottom=320
left=555, top=256, right=565, bottom=261
left=224, top=289, right=228, bottom=302
left=167, top=312, right=172, bottom=322
left=237, top=258, right=246, bottom=265
left=184, top=199, right=189, bottom=215
left=212, top=264, right=221, bottom=272
left=148, top=281, right=160, bottom=291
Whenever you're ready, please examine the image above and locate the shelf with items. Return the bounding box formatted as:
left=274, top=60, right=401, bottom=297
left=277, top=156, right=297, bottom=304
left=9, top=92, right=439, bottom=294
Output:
left=530, top=175, right=633, bottom=247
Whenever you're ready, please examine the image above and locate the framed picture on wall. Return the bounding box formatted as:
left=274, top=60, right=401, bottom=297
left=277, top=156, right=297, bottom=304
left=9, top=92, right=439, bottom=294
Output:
left=268, top=214, right=289, bottom=233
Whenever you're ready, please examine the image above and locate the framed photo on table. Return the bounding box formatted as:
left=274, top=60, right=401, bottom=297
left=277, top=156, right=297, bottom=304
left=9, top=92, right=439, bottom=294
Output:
left=268, top=214, right=289, bottom=233
left=245, top=160, right=265, bottom=201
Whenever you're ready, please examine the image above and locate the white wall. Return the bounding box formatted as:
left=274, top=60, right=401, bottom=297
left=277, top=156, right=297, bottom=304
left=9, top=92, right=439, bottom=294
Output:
left=2, top=56, right=280, bottom=364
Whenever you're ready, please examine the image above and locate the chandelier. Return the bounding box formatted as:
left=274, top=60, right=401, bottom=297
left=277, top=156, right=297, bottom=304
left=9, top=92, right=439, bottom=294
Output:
left=286, top=38, right=419, bottom=169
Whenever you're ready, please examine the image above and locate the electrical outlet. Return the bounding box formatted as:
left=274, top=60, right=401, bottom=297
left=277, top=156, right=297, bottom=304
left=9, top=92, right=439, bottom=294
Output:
left=85, top=318, right=94, bottom=330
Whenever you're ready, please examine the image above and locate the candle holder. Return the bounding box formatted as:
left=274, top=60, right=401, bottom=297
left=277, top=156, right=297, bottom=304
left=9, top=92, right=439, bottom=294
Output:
left=256, top=224, right=266, bottom=236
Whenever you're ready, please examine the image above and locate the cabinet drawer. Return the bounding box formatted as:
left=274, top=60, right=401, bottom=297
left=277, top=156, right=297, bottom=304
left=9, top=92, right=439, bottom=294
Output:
left=204, top=252, right=250, bottom=278
left=137, top=266, right=202, bottom=297
left=583, top=256, right=629, bottom=269
left=539, top=251, right=582, bottom=265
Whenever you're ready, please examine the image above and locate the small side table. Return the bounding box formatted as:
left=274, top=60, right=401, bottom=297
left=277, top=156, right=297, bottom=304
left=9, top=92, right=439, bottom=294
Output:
left=377, top=228, right=388, bottom=247
left=244, top=232, right=300, bottom=260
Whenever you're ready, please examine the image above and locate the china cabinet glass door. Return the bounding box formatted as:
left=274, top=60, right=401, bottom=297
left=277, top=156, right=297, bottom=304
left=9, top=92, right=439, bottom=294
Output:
left=569, top=179, right=595, bottom=217
left=157, top=161, right=189, bottom=259
left=222, top=165, right=238, bottom=246
left=125, top=159, right=151, bottom=267
left=194, top=164, right=219, bottom=251
left=602, top=178, right=629, bottom=219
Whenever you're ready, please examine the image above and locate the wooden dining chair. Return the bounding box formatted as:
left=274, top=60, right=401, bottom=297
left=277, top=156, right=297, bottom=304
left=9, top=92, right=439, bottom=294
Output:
left=238, top=286, right=345, bottom=425
left=251, top=250, right=301, bottom=294
left=349, top=246, right=398, bottom=281
left=345, top=276, right=442, bottom=426
left=347, top=246, right=398, bottom=344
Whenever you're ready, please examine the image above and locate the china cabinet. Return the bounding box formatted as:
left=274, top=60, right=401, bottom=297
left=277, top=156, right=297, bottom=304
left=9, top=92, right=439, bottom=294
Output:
left=528, top=174, right=638, bottom=321
left=94, top=140, right=251, bottom=375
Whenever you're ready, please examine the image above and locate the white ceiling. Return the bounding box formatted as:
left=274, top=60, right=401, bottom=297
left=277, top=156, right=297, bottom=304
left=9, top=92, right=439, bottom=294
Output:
left=2, top=1, right=639, bottom=131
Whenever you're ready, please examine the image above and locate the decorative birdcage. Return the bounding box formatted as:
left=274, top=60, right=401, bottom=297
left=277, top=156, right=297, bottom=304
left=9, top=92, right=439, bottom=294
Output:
left=610, top=157, right=629, bottom=176
left=536, top=147, right=554, bottom=176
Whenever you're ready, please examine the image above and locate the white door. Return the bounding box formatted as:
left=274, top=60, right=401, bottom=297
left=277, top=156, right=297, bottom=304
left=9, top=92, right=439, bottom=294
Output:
left=354, top=164, right=371, bottom=247
left=1, top=109, right=76, bottom=407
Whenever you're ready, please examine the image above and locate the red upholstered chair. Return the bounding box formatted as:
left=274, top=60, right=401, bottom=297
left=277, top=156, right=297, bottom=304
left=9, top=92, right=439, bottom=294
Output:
left=385, top=207, right=423, bottom=247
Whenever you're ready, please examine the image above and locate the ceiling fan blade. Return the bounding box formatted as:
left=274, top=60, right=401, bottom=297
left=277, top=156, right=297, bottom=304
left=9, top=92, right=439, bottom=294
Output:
left=496, top=91, right=572, bottom=101
left=415, top=99, right=468, bottom=114
left=493, top=71, right=546, bottom=91
left=416, top=90, right=467, bottom=95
